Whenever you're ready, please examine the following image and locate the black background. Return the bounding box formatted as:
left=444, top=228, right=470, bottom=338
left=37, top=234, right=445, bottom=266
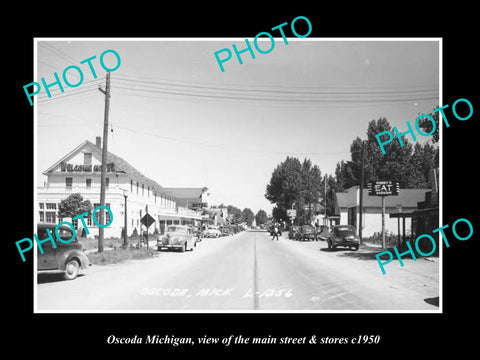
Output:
left=6, top=3, right=478, bottom=356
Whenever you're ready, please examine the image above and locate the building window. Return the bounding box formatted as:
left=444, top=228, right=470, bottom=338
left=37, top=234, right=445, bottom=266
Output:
left=39, top=211, right=44, bottom=222
left=136, top=182, right=139, bottom=195
left=106, top=177, right=109, bottom=189
left=142, top=184, right=144, bottom=196
left=46, top=203, right=57, bottom=210
left=39, top=203, right=44, bottom=210
left=86, top=178, right=92, bottom=188
left=148, top=186, right=150, bottom=197
left=65, top=177, right=72, bottom=189
left=130, top=179, right=133, bottom=192
left=93, top=203, right=111, bottom=225
left=45, top=211, right=56, bottom=223
left=84, top=152, right=92, bottom=165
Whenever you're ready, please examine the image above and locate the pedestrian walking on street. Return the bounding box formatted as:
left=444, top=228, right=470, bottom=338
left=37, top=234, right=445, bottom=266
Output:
left=272, top=225, right=279, bottom=241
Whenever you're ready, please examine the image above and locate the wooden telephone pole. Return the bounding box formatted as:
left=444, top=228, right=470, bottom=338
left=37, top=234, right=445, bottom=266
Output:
left=97, top=72, right=111, bottom=253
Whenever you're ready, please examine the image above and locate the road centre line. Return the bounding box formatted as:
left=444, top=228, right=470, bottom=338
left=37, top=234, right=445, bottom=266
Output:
left=253, top=235, right=259, bottom=310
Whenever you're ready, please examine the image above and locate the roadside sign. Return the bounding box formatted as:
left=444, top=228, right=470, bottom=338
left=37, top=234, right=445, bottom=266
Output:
left=367, top=180, right=399, bottom=196
left=287, top=209, right=296, bottom=219
left=141, top=213, right=156, bottom=228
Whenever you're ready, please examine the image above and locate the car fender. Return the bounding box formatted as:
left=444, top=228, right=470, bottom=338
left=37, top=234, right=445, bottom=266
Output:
left=58, top=250, right=89, bottom=270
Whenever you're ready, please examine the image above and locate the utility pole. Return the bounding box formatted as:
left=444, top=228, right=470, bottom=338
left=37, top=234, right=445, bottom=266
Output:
left=324, top=173, right=327, bottom=226
left=97, top=72, right=111, bottom=253
left=381, top=195, right=386, bottom=250
left=359, top=140, right=365, bottom=244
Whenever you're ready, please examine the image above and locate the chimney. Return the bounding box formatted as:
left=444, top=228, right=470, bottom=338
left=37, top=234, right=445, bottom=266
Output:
left=95, top=136, right=101, bottom=148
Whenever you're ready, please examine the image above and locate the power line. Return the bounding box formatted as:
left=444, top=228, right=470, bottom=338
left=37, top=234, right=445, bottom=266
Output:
left=114, top=76, right=438, bottom=96
left=37, top=88, right=97, bottom=103
left=113, top=85, right=438, bottom=104
left=38, top=42, right=79, bottom=65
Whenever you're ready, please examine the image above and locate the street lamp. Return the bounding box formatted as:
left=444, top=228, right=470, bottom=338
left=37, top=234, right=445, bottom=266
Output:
left=123, top=189, right=128, bottom=248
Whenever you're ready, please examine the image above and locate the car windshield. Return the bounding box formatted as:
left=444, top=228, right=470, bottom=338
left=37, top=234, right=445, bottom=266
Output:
left=167, top=226, right=187, bottom=234
left=334, top=227, right=356, bottom=237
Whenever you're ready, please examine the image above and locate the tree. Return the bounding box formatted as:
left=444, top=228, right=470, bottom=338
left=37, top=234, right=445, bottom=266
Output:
left=265, top=156, right=303, bottom=209
left=265, top=156, right=323, bottom=225
left=417, top=110, right=439, bottom=144
left=241, top=208, right=255, bottom=226
left=334, top=117, right=439, bottom=192
left=57, top=193, right=93, bottom=228
left=255, top=209, right=268, bottom=225
left=322, top=174, right=341, bottom=216
left=226, top=205, right=243, bottom=224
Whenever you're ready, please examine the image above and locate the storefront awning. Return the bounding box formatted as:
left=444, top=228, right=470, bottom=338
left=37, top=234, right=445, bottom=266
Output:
left=157, top=214, right=202, bottom=221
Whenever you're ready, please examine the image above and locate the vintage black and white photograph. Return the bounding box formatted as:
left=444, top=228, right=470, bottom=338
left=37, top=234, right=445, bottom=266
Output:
left=34, top=38, right=441, bottom=312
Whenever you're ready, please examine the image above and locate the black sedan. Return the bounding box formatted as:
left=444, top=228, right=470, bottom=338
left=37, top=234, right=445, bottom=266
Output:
left=295, top=225, right=318, bottom=241
left=326, top=225, right=360, bottom=250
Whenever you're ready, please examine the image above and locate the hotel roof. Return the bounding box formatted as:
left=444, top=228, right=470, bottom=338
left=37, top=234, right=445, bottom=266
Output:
left=43, top=140, right=174, bottom=199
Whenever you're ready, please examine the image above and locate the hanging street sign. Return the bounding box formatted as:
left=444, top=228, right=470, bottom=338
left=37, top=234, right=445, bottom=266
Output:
left=287, top=209, right=297, bottom=219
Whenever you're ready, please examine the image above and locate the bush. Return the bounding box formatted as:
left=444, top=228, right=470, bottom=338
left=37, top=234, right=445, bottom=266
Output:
left=87, top=247, right=156, bottom=265
left=132, top=227, right=139, bottom=240
left=366, top=231, right=401, bottom=247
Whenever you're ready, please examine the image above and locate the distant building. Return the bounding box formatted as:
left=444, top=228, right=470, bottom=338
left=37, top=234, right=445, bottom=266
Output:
left=335, top=186, right=430, bottom=238
left=164, top=187, right=209, bottom=210
left=37, top=137, right=202, bottom=238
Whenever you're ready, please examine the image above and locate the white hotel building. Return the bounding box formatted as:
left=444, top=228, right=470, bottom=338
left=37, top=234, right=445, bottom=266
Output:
left=37, top=137, right=204, bottom=238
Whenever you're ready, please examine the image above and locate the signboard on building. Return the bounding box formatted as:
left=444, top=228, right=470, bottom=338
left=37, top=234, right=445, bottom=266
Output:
left=367, top=180, right=399, bottom=196
left=287, top=209, right=297, bottom=219
left=60, top=162, right=115, bottom=172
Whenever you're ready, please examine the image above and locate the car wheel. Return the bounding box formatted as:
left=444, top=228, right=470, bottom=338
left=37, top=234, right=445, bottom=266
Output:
left=64, top=259, right=80, bottom=280
left=157, top=246, right=162, bottom=251
left=354, top=245, right=359, bottom=251
left=179, top=243, right=186, bottom=252
left=327, top=241, right=331, bottom=249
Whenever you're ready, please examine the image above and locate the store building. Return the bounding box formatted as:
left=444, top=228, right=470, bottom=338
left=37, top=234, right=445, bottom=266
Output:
left=335, top=186, right=430, bottom=238
left=37, top=137, right=202, bottom=238
left=163, top=187, right=209, bottom=210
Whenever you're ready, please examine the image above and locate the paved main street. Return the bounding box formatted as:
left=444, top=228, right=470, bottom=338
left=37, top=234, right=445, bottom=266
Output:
left=36, top=230, right=439, bottom=311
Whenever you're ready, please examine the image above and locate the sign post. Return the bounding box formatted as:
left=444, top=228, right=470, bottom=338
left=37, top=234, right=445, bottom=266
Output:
left=141, top=206, right=155, bottom=250
left=368, top=180, right=399, bottom=250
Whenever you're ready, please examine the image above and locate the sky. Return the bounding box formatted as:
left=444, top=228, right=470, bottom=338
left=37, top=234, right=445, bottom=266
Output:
left=35, top=39, right=440, bottom=215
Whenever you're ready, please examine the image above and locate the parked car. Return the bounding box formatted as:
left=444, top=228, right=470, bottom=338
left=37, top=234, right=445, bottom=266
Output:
left=190, top=225, right=203, bottom=242
left=157, top=225, right=196, bottom=252
left=288, top=225, right=300, bottom=239
left=204, top=226, right=221, bottom=238
left=295, top=225, right=318, bottom=241
left=317, top=225, right=330, bottom=241
left=220, top=226, right=233, bottom=236
left=327, top=225, right=360, bottom=250
left=37, top=223, right=90, bottom=280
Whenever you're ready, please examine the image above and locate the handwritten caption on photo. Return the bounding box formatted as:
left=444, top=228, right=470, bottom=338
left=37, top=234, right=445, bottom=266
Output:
left=139, top=287, right=293, bottom=298
left=16, top=205, right=113, bottom=262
